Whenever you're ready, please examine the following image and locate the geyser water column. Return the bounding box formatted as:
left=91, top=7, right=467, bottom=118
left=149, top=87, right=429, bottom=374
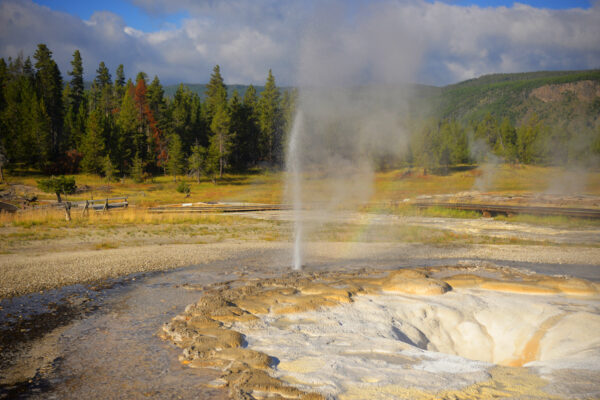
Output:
left=284, top=1, right=424, bottom=270
left=286, top=111, right=304, bottom=270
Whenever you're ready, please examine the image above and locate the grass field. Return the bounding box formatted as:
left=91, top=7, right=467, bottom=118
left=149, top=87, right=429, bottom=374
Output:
left=1, top=164, right=599, bottom=236
left=3, top=164, right=599, bottom=206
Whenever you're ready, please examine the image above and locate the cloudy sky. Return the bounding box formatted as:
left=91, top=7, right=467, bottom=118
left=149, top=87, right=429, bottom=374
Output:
left=0, top=0, right=598, bottom=86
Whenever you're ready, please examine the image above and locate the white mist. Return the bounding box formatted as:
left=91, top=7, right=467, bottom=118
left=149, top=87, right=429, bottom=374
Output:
left=286, top=110, right=304, bottom=270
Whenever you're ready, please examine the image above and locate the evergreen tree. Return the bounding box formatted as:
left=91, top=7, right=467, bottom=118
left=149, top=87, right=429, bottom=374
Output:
left=64, top=51, right=87, bottom=155
left=243, top=84, right=258, bottom=111
left=258, top=69, right=283, bottom=166
left=33, top=44, right=63, bottom=161
left=27, top=94, right=52, bottom=170
left=134, top=75, right=166, bottom=170
left=130, top=152, right=145, bottom=182
left=229, top=90, right=259, bottom=170
left=499, top=118, right=517, bottom=162
left=114, top=64, right=126, bottom=99
left=165, top=134, right=185, bottom=181
left=188, top=142, right=206, bottom=183
left=205, top=136, right=221, bottom=184
left=147, top=75, right=168, bottom=135
left=102, top=154, right=119, bottom=182
left=171, top=84, right=206, bottom=151
left=209, top=104, right=231, bottom=179
left=136, top=71, right=148, bottom=85
left=68, top=50, right=84, bottom=112
left=517, top=114, right=548, bottom=164
left=147, top=76, right=165, bottom=115
left=205, top=65, right=227, bottom=122
left=94, top=61, right=112, bottom=88
left=80, top=110, right=106, bottom=174
left=116, top=82, right=138, bottom=171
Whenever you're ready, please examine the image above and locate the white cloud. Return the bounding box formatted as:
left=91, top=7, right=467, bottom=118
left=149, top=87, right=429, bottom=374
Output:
left=0, top=0, right=598, bottom=86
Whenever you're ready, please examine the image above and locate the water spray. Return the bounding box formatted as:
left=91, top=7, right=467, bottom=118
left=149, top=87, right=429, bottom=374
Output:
left=286, top=110, right=304, bottom=271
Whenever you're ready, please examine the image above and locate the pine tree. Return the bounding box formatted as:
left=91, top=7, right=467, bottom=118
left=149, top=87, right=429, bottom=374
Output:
left=205, top=136, right=221, bottom=184
left=205, top=65, right=227, bottom=122
left=171, top=84, right=191, bottom=146
left=188, top=142, right=206, bottom=183
left=136, top=71, right=148, bottom=85
left=499, top=118, right=517, bottom=162
left=229, top=90, right=259, bottom=170
left=147, top=76, right=165, bottom=115
left=33, top=44, right=63, bottom=161
left=243, top=84, right=258, bottom=112
left=209, top=104, right=231, bottom=179
left=517, top=114, right=548, bottom=164
left=166, top=134, right=185, bottom=181
left=116, top=82, right=138, bottom=171
left=27, top=94, right=52, bottom=170
left=80, top=110, right=106, bottom=174
left=147, top=75, right=168, bottom=135
left=114, top=64, right=126, bottom=99
left=68, top=50, right=84, bottom=112
left=258, top=69, right=283, bottom=166
left=94, top=62, right=112, bottom=88
left=171, top=84, right=206, bottom=152
left=130, top=152, right=145, bottom=183
left=134, top=75, right=166, bottom=170
left=102, top=154, right=119, bottom=182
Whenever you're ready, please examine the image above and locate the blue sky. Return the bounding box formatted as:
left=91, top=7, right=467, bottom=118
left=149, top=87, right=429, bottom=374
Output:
left=1, top=0, right=598, bottom=86
left=33, top=0, right=189, bottom=32
left=31, top=0, right=593, bottom=32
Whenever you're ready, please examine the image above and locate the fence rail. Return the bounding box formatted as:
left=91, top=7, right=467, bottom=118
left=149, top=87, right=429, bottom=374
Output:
left=78, top=197, right=128, bottom=211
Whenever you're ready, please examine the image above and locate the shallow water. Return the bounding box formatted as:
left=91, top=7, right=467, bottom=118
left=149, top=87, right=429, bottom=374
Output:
left=1, top=245, right=599, bottom=399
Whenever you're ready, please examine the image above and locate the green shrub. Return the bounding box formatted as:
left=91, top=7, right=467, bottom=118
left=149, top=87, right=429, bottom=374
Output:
left=176, top=181, right=191, bottom=195
left=37, top=176, right=76, bottom=202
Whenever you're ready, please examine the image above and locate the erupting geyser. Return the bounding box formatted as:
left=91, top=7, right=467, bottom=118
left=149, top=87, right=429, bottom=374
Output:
left=286, top=111, right=304, bottom=271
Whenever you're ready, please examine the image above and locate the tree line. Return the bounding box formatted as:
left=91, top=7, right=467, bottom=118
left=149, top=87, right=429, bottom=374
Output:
left=0, top=44, right=296, bottom=182
left=408, top=111, right=600, bottom=174
left=1, top=44, right=598, bottom=183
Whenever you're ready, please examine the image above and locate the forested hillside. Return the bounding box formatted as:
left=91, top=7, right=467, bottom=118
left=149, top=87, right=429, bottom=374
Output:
left=406, top=69, right=600, bottom=170
left=421, top=69, right=600, bottom=123
left=0, top=44, right=598, bottom=183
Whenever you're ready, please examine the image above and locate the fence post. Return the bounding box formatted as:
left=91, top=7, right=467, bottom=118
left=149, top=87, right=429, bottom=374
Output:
left=81, top=200, right=89, bottom=217
left=64, top=201, right=72, bottom=222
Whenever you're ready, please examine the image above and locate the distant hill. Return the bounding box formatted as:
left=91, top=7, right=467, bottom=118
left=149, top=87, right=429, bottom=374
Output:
left=417, top=69, right=600, bottom=126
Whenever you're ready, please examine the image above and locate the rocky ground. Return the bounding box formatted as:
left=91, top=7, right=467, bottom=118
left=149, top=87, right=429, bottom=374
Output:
left=1, top=209, right=599, bottom=399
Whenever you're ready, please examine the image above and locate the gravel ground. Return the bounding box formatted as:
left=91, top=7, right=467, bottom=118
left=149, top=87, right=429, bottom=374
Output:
left=2, top=240, right=600, bottom=299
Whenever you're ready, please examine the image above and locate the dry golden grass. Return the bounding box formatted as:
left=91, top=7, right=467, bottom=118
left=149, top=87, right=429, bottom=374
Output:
left=6, top=171, right=283, bottom=206
left=2, top=165, right=599, bottom=231
left=0, top=207, right=252, bottom=228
